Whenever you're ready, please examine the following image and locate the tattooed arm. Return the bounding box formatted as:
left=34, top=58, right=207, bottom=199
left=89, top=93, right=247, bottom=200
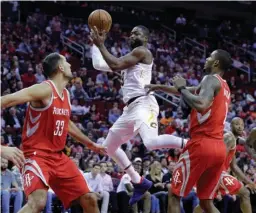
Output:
left=173, top=75, right=221, bottom=113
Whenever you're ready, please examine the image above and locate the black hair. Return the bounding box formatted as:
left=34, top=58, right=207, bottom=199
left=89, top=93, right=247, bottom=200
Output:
left=42, top=53, right=61, bottom=78
left=137, top=25, right=150, bottom=39
left=215, top=49, right=232, bottom=71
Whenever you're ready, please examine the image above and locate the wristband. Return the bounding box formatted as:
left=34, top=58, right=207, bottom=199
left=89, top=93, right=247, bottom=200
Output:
left=177, top=86, right=186, bottom=93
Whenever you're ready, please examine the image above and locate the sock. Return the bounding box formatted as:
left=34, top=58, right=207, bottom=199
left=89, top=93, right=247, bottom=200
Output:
left=125, top=165, right=141, bottom=184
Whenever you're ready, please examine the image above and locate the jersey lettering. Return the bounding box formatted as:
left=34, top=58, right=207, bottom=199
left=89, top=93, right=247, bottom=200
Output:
left=54, top=120, right=65, bottom=136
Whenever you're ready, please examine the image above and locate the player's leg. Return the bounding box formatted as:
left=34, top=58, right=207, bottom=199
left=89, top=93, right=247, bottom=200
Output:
left=237, top=186, right=252, bottom=213
left=18, top=189, right=48, bottom=213
left=219, top=172, right=252, bottom=213
left=102, top=109, right=145, bottom=185
left=168, top=144, right=205, bottom=213
left=51, top=155, right=99, bottom=213
left=18, top=158, right=50, bottom=213
left=196, top=140, right=226, bottom=213
left=137, top=103, right=187, bottom=151
left=103, top=130, right=141, bottom=183
left=168, top=187, right=181, bottom=213
left=193, top=205, right=204, bottom=213
left=78, top=193, right=99, bottom=213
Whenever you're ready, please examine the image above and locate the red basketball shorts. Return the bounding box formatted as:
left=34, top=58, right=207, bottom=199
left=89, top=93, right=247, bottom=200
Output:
left=22, top=151, right=90, bottom=209
left=217, top=171, right=243, bottom=196
left=171, top=136, right=226, bottom=199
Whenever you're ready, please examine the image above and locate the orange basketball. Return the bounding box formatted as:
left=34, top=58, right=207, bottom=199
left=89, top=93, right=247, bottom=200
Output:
left=88, top=9, right=112, bottom=33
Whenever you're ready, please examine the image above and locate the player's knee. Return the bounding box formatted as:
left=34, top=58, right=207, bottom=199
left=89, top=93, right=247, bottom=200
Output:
left=238, top=186, right=250, bottom=200
left=143, top=137, right=156, bottom=150
left=102, top=131, right=120, bottom=155
left=81, top=193, right=98, bottom=208
left=168, top=187, right=179, bottom=200
left=199, top=199, right=214, bottom=212
left=27, top=190, right=47, bottom=211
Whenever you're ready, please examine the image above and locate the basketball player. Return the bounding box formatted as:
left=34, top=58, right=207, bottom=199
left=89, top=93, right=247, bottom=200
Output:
left=1, top=53, right=106, bottom=213
left=193, top=118, right=256, bottom=213
left=90, top=25, right=188, bottom=205
left=1, top=145, right=25, bottom=168
left=245, top=128, right=256, bottom=160
left=147, top=49, right=232, bottom=213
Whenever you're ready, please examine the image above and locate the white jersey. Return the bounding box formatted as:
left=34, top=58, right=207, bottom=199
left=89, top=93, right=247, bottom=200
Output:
left=121, top=62, right=153, bottom=103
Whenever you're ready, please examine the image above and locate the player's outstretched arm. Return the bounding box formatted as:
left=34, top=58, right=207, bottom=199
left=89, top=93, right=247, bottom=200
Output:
left=90, top=26, right=146, bottom=71
left=172, top=75, right=220, bottom=112
left=1, top=84, right=52, bottom=109
left=145, top=84, right=198, bottom=95
left=230, top=156, right=254, bottom=185
left=68, top=120, right=106, bottom=155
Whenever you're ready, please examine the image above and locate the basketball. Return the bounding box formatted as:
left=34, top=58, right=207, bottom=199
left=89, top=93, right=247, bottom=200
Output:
left=88, top=9, right=112, bottom=33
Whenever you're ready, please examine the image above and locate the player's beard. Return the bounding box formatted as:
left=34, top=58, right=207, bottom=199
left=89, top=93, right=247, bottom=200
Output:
left=130, top=39, right=143, bottom=49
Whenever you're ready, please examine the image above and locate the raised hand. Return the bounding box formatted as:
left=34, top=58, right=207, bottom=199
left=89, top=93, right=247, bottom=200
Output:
left=90, top=26, right=107, bottom=47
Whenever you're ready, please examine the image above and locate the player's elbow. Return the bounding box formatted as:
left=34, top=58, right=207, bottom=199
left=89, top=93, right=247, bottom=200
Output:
left=195, top=100, right=210, bottom=113
left=194, top=105, right=206, bottom=113
left=108, top=63, right=122, bottom=72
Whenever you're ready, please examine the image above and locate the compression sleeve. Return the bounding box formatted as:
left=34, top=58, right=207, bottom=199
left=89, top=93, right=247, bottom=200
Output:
left=91, top=44, right=112, bottom=72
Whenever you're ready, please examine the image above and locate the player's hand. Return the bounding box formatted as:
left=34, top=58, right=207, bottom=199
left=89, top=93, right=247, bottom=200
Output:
left=90, top=26, right=107, bottom=47
left=246, top=183, right=256, bottom=194
left=1, top=146, right=25, bottom=168
left=145, top=84, right=161, bottom=94
left=87, top=143, right=107, bottom=155
left=172, top=75, right=187, bottom=90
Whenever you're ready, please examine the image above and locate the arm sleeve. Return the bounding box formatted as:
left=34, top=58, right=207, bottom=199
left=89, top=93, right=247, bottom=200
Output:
left=91, top=45, right=113, bottom=72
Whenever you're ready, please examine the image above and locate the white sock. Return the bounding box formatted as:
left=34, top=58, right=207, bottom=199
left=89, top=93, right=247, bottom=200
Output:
left=125, top=165, right=141, bottom=184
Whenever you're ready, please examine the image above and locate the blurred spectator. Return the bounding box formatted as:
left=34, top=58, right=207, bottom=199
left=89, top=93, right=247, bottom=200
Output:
left=21, top=68, right=36, bottom=88
left=1, top=158, right=23, bottom=213
left=84, top=163, right=110, bottom=213
left=146, top=161, right=167, bottom=213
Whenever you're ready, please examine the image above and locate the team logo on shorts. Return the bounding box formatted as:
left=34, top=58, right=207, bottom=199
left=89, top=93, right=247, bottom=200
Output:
left=22, top=173, right=34, bottom=188
left=173, top=170, right=182, bottom=186
left=224, top=176, right=235, bottom=186
left=150, top=122, right=157, bottom=128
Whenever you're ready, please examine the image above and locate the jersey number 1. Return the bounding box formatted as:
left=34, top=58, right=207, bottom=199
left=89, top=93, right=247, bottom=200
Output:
left=54, top=120, right=64, bottom=136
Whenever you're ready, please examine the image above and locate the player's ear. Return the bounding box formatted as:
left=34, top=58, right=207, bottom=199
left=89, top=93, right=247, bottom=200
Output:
left=213, top=60, right=219, bottom=67
left=58, top=64, right=64, bottom=72
left=144, top=36, right=148, bottom=43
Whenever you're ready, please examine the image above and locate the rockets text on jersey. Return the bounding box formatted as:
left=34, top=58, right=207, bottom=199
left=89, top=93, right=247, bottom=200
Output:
left=189, top=74, right=231, bottom=139
left=22, top=80, right=71, bottom=156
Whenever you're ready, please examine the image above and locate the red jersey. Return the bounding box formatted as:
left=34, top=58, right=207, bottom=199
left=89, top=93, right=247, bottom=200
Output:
left=22, top=80, right=71, bottom=156
left=224, top=147, right=236, bottom=171
left=189, top=74, right=231, bottom=139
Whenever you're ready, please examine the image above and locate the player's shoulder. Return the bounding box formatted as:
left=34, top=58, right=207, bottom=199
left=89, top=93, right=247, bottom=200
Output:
left=132, top=46, right=151, bottom=57
left=30, top=82, right=52, bottom=92
left=201, top=74, right=221, bottom=89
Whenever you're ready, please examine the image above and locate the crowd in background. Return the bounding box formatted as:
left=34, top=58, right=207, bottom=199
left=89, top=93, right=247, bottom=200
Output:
left=1, top=2, right=256, bottom=213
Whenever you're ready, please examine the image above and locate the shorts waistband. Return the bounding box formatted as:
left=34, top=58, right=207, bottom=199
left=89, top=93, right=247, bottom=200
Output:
left=126, top=95, right=145, bottom=106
